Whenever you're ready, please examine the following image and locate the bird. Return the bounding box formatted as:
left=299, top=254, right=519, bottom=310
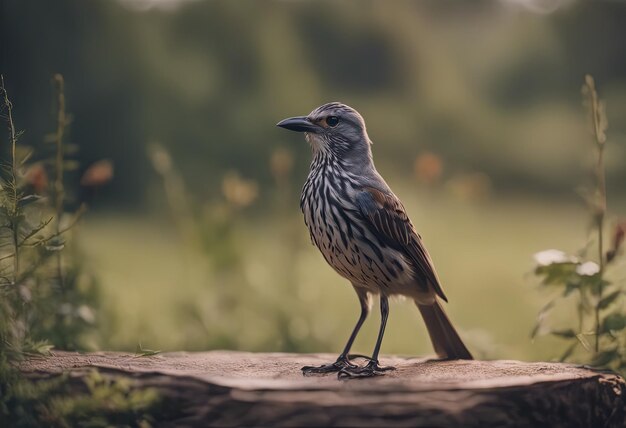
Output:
left=277, top=102, right=473, bottom=379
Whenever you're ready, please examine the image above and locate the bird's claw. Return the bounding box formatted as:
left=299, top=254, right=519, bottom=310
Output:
left=301, top=355, right=357, bottom=376
left=337, top=360, right=396, bottom=379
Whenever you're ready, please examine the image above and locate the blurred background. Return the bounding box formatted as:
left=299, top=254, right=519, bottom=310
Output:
left=1, top=0, right=625, bottom=361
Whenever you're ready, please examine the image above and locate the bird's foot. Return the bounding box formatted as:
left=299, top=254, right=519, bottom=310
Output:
left=337, top=360, right=396, bottom=379
left=301, top=354, right=357, bottom=376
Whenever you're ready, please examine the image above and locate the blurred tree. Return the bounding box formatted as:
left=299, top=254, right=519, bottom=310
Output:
left=1, top=0, right=626, bottom=209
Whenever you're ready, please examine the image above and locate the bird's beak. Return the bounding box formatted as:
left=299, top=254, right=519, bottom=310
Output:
left=276, top=116, right=319, bottom=133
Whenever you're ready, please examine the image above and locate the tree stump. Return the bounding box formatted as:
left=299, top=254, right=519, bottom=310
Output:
left=20, top=351, right=625, bottom=427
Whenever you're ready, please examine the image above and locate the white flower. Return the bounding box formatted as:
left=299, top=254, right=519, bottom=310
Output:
left=533, top=249, right=577, bottom=266
left=576, top=261, right=600, bottom=276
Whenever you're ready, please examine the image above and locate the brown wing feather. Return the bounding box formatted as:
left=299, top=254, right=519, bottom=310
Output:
left=362, top=187, right=448, bottom=302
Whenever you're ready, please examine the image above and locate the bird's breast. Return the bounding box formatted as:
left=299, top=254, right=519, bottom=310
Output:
left=300, top=168, right=415, bottom=294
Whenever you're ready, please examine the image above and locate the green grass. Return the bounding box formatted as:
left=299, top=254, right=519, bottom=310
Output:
left=80, top=189, right=593, bottom=361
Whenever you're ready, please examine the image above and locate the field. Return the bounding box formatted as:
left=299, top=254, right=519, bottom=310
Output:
left=81, top=186, right=599, bottom=362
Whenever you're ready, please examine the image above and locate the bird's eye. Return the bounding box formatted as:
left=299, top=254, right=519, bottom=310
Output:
left=326, top=116, right=339, bottom=127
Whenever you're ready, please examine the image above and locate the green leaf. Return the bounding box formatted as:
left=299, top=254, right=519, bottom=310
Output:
left=575, top=333, right=591, bottom=352
left=17, top=194, right=43, bottom=208
left=602, top=313, right=626, bottom=333
left=22, top=339, right=54, bottom=356
left=134, top=343, right=161, bottom=358
left=63, top=143, right=80, bottom=155
left=530, top=322, right=542, bottom=339
left=531, top=300, right=555, bottom=339
left=579, top=275, right=609, bottom=294
left=45, top=243, right=65, bottom=252
left=18, top=147, right=34, bottom=165
left=563, top=283, right=578, bottom=297
left=550, top=329, right=577, bottom=338
left=64, top=160, right=80, bottom=171
left=44, top=236, right=65, bottom=252
left=598, top=290, right=622, bottom=310
left=534, top=262, right=578, bottom=286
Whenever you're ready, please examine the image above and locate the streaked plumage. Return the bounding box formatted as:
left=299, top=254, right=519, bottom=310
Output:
left=277, top=102, right=472, bottom=378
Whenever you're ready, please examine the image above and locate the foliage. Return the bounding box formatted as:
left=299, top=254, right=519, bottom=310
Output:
left=1, top=369, right=160, bottom=428
left=0, top=76, right=153, bottom=426
left=0, top=75, right=99, bottom=355
left=134, top=343, right=161, bottom=357
left=531, top=75, right=626, bottom=372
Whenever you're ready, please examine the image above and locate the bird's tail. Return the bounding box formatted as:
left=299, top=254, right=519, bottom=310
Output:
left=417, top=300, right=473, bottom=360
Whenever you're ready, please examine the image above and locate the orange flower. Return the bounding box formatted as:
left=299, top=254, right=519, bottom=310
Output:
left=414, top=152, right=443, bottom=185
left=270, top=147, right=294, bottom=184
left=24, top=163, right=49, bottom=194
left=80, top=159, right=114, bottom=187
left=221, top=171, right=258, bottom=208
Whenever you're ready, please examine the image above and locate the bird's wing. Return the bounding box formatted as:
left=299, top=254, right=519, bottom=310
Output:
left=355, top=187, right=448, bottom=302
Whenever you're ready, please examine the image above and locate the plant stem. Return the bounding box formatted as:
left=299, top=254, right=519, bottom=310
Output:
left=1, top=75, right=20, bottom=284
left=11, top=222, right=19, bottom=285
left=53, top=74, right=66, bottom=291
left=585, top=75, right=607, bottom=353
left=595, top=143, right=606, bottom=352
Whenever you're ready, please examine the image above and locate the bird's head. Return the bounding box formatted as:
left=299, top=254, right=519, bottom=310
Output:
left=277, top=102, right=372, bottom=163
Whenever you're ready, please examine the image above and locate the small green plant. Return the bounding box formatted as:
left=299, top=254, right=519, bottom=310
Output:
left=134, top=342, right=161, bottom=358
left=531, top=75, right=625, bottom=371
left=0, top=75, right=133, bottom=426
left=1, top=369, right=161, bottom=428
left=0, top=75, right=101, bottom=354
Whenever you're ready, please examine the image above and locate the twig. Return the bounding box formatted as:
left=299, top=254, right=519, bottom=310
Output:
left=18, top=217, right=54, bottom=246
left=21, top=204, right=87, bottom=248
left=0, top=252, right=15, bottom=262
left=52, top=74, right=66, bottom=292
left=595, top=144, right=606, bottom=353
left=583, top=75, right=608, bottom=353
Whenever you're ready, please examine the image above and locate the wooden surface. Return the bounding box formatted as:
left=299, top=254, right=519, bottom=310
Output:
left=20, top=351, right=626, bottom=427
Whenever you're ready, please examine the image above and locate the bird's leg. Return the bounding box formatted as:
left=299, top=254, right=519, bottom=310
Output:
left=301, top=293, right=370, bottom=375
left=339, top=295, right=396, bottom=379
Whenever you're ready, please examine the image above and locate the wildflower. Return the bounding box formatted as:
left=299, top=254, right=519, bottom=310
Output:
left=80, top=159, right=114, bottom=187
left=533, top=249, right=577, bottom=266
left=414, top=151, right=442, bottom=185
left=24, top=163, right=48, bottom=194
